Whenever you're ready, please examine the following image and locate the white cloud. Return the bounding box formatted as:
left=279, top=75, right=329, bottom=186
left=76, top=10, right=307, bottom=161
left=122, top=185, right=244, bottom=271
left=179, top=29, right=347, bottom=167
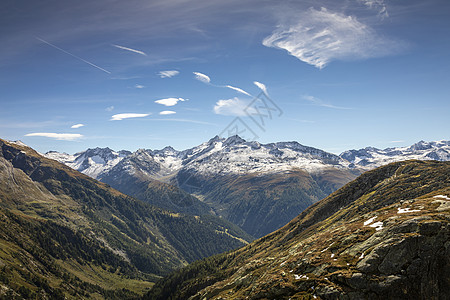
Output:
left=358, top=0, right=388, bottom=18
left=262, top=7, right=401, bottom=69
left=226, top=85, right=251, bottom=97
left=303, top=95, right=351, bottom=109
left=110, top=113, right=150, bottom=121
left=193, top=72, right=211, bottom=84
left=112, top=44, right=147, bottom=56
left=106, top=106, right=115, bottom=112
left=135, top=84, right=145, bottom=89
left=25, top=132, right=83, bottom=141
left=254, top=81, right=268, bottom=95
left=155, top=97, right=186, bottom=107
left=213, top=97, right=256, bottom=116
left=71, top=123, right=84, bottom=129
left=158, top=70, right=180, bottom=78
left=159, top=110, right=176, bottom=115
left=389, top=140, right=405, bottom=143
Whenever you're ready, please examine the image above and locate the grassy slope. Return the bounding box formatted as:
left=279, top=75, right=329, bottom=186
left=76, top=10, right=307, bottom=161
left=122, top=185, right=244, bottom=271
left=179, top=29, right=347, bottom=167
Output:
left=146, top=160, right=450, bottom=299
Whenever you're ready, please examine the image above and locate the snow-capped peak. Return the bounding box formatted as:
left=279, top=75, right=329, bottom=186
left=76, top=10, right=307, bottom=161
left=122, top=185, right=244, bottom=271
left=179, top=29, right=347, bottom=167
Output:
left=340, top=140, right=450, bottom=169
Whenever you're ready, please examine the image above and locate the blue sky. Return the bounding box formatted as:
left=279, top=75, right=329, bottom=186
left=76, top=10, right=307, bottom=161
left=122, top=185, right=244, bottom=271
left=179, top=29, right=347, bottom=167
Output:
left=1, top=0, right=449, bottom=154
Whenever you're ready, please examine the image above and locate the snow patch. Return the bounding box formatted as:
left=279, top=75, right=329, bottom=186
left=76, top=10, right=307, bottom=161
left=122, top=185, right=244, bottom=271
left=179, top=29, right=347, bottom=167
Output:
left=364, top=216, right=377, bottom=226
left=433, top=195, right=450, bottom=200
left=397, top=207, right=421, bottom=214
left=369, top=221, right=384, bottom=231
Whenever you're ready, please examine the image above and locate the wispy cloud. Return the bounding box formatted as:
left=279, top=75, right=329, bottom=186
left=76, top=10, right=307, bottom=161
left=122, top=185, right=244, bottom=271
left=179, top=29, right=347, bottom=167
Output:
left=159, top=110, right=176, bottom=115
left=193, top=72, right=211, bottom=84
left=112, top=44, right=147, bottom=56
left=25, top=132, right=83, bottom=141
left=262, top=7, right=402, bottom=69
left=135, top=84, right=145, bottom=89
left=358, top=0, right=388, bottom=18
left=213, top=97, right=256, bottom=116
left=111, top=113, right=150, bottom=121
left=254, top=81, right=268, bottom=95
left=155, top=97, right=186, bottom=107
left=71, top=123, right=84, bottom=129
left=35, top=37, right=111, bottom=74
left=158, top=70, right=180, bottom=78
left=389, top=140, right=405, bottom=143
left=225, top=85, right=252, bottom=97
left=106, top=106, right=115, bottom=112
left=303, top=95, right=351, bottom=109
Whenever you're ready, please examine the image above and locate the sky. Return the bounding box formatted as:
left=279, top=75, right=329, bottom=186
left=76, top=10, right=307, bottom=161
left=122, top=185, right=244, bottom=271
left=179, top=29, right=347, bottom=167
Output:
left=1, top=0, right=449, bottom=154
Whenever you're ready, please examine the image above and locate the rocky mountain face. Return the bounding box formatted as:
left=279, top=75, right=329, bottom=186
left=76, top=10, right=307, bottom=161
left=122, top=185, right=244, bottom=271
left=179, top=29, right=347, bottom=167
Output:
left=340, top=140, right=450, bottom=170
left=0, top=139, right=252, bottom=298
left=145, top=160, right=450, bottom=300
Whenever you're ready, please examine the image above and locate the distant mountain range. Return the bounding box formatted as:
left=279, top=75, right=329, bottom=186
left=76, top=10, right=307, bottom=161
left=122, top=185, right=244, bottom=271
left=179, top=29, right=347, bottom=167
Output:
left=145, top=160, right=450, bottom=299
left=341, top=140, right=450, bottom=169
left=43, top=137, right=450, bottom=237
left=43, top=137, right=447, bottom=229
left=45, top=138, right=450, bottom=178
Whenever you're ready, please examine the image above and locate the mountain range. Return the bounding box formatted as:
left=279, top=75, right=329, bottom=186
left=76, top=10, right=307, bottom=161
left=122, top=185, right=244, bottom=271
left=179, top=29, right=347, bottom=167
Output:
left=145, top=160, right=450, bottom=299
left=44, top=137, right=449, bottom=237
left=45, top=138, right=450, bottom=179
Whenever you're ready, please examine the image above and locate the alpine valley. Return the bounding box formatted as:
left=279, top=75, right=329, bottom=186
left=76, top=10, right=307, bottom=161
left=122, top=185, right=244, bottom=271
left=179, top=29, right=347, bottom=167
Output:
left=1, top=136, right=449, bottom=299
left=45, top=137, right=450, bottom=237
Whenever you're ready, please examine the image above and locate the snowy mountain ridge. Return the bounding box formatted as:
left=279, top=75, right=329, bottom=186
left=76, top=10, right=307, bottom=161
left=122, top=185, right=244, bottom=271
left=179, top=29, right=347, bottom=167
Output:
left=44, top=137, right=450, bottom=179
left=340, top=140, right=450, bottom=170
left=46, top=147, right=132, bottom=179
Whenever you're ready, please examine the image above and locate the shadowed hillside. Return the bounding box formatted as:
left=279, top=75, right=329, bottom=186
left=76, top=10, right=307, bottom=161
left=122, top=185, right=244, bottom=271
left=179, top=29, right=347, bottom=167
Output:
left=0, top=139, right=252, bottom=298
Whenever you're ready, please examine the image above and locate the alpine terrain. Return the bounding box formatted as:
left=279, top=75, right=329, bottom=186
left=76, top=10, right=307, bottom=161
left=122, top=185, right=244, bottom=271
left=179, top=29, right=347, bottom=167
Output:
left=0, top=139, right=252, bottom=298
left=46, top=136, right=361, bottom=237
left=45, top=137, right=450, bottom=238
left=145, top=160, right=450, bottom=299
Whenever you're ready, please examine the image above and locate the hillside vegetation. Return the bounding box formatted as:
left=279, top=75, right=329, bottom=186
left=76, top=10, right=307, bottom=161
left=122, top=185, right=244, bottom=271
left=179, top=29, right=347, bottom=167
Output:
left=146, top=160, right=450, bottom=299
left=0, top=139, right=252, bottom=298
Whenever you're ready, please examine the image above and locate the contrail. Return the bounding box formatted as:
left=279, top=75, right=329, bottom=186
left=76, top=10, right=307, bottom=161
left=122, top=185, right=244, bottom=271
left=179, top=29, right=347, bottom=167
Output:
left=35, top=36, right=111, bottom=74
left=112, top=44, right=147, bottom=56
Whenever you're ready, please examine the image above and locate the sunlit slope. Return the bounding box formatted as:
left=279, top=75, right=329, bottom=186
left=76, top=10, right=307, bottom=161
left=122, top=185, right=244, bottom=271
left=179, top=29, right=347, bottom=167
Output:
left=146, top=160, right=450, bottom=300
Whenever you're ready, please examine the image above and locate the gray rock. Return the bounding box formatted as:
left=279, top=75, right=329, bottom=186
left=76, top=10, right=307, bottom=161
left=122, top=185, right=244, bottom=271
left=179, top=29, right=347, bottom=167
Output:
left=346, top=273, right=368, bottom=290
left=419, top=221, right=442, bottom=236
